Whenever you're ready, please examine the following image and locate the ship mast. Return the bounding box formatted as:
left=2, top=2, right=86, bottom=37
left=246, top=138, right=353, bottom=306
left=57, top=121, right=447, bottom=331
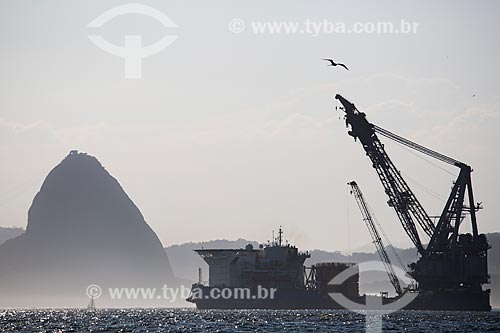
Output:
left=278, top=226, right=283, bottom=246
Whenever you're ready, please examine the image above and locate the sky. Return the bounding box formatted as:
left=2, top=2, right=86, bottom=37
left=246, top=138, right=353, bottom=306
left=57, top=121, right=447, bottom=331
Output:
left=1, top=0, right=499, bottom=252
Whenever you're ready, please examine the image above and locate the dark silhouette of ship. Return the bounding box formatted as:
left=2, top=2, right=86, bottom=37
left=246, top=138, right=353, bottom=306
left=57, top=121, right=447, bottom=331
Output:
left=187, top=226, right=491, bottom=310
left=190, top=94, right=493, bottom=311
left=187, top=227, right=361, bottom=309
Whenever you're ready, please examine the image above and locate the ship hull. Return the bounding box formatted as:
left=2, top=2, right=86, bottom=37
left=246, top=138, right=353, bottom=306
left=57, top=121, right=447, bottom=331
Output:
left=188, top=285, right=491, bottom=311
left=402, top=289, right=491, bottom=311
left=187, top=285, right=351, bottom=310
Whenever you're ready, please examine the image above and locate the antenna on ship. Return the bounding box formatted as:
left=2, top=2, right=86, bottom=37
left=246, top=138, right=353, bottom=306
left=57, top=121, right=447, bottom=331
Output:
left=278, top=225, right=283, bottom=246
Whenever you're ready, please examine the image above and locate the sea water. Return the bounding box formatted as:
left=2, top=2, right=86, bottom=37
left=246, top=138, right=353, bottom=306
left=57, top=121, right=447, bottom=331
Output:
left=1, top=308, right=499, bottom=332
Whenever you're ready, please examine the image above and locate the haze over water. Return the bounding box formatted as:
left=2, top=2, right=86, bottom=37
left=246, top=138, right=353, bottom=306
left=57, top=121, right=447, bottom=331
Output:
left=1, top=1, right=499, bottom=331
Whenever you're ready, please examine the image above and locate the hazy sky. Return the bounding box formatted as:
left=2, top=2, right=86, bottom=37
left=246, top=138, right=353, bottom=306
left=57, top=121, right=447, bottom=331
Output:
left=1, top=0, right=499, bottom=252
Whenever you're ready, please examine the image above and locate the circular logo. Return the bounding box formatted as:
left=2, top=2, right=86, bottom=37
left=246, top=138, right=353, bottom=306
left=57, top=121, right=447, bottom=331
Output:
left=86, top=284, right=102, bottom=299
left=328, top=261, right=418, bottom=312
left=229, top=19, right=245, bottom=34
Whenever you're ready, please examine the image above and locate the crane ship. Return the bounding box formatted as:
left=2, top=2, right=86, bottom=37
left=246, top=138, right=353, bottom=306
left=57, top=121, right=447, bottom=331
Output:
left=188, top=94, right=491, bottom=311
left=337, top=94, right=490, bottom=311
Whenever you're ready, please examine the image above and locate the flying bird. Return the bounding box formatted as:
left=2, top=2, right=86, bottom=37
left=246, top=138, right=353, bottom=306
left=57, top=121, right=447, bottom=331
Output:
left=323, top=58, right=349, bottom=71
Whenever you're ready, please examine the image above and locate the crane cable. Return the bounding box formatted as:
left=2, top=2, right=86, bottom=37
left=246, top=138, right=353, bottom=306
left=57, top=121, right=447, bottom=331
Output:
left=366, top=196, right=409, bottom=273
left=373, top=125, right=462, bottom=167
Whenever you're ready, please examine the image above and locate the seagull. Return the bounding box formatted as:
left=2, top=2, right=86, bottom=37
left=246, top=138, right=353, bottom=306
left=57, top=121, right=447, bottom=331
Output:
left=322, top=58, right=349, bottom=71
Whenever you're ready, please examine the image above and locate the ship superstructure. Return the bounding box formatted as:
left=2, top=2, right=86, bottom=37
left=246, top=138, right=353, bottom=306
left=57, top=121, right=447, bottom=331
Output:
left=187, top=227, right=359, bottom=309
left=196, top=228, right=309, bottom=290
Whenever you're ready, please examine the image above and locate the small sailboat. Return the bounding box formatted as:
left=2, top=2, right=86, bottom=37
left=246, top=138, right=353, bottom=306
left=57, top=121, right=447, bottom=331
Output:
left=87, top=295, right=96, bottom=310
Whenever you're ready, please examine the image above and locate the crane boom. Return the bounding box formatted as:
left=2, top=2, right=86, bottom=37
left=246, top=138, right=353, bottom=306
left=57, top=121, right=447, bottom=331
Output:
left=335, top=94, right=434, bottom=255
left=348, top=181, right=404, bottom=295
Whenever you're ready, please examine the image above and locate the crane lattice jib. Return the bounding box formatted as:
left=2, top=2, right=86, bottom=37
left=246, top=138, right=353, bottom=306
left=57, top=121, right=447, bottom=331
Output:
left=348, top=181, right=403, bottom=295
left=336, top=94, right=435, bottom=256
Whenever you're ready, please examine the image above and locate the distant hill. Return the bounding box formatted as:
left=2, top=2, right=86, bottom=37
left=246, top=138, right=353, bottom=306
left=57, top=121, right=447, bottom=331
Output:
left=0, top=151, right=177, bottom=307
left=486, top=233, right=500, bottom=275
left=166, top=232, right=500, bottom=308
left=0, top=227, right=24, bottom=246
